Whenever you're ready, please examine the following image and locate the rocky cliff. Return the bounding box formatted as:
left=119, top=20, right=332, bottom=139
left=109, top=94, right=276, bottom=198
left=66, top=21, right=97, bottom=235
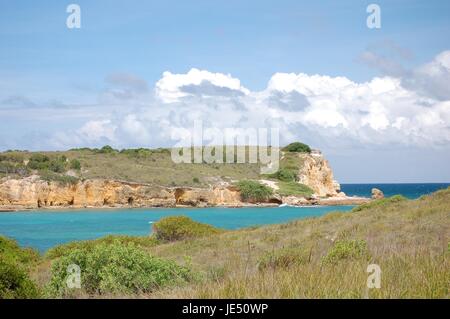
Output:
left=0, top=175, right=253, bottom=209
left=296, top=151, right=341, bottom=197
left=0, top=151, right=364, bottom=210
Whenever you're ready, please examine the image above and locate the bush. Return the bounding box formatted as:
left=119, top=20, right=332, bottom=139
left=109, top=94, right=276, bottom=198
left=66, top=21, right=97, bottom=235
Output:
left=27, top=153, right=50, bottom=170
left=97, top=145, right=117, bottom=154
left=282, top=142, right=311, bottom=153
left=39, top=170, right=79, bottom=186
left=236, top=180, right=273, bottom=202
left=69, top=159, right=81, bottom=170
left=352, top=195, right=407, bottom=212
left=0, top=236, right=40, bottom=299
left=0, top=259, right=39, bottom=299
left=192, top=177, right=200, bottom=183
left=46, top=235, right=160, bottom=260
left=46, top=242, right=193, bottom=297
left=322, top=239, right=369, bottom=265
left=153, top=216, right=222, bottom=242
left=0, top=236, right=40, bottom=266
left=258, top=247, right=309, bottom=271
left=268, top=168, right=297, bottom=182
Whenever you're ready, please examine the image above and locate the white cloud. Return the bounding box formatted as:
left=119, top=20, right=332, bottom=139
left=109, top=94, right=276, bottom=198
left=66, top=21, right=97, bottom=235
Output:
left=78, top=120, right=117, bottom=143
left=155, top=68, right=250, bottom=103
left=4, top=52, right=450, bottom=153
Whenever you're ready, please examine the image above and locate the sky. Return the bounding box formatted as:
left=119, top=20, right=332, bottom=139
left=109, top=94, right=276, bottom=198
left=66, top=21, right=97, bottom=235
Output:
left=0, top=0, right=449, bottom=183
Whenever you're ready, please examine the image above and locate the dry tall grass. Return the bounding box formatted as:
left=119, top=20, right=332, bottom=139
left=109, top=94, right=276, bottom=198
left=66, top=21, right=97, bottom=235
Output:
left=143, top=188, right=450, bottom=298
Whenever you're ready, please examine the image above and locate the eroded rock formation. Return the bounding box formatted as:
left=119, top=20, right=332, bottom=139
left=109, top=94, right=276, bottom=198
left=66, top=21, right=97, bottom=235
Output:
left=296, top=152, right=340, bottom=197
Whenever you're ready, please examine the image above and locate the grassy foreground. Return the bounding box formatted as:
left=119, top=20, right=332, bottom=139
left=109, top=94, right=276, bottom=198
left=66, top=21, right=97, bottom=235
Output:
left=147, top=188, right=449, bottom=298
left=2, top=187, right=449, bottom=298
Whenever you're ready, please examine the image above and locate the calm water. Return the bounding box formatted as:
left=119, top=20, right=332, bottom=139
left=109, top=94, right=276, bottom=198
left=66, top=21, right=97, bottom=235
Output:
left=341, top=183, right=450, bottom=199
left=1, top=183, right=448, bottom=253
left=0, top=206, right=352, bottom=252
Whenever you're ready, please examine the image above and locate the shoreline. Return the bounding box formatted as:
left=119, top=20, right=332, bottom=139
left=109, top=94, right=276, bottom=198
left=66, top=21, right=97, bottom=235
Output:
left=0, top=195, right=369, bottom=212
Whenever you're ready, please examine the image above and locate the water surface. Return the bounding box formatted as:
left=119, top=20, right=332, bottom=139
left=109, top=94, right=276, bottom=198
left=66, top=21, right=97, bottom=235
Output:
left=0, top=206, right=352, bottom=252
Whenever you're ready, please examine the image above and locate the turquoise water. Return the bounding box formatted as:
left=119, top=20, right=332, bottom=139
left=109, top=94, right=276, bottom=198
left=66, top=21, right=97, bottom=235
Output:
left=341, top=183, right=450, bottom=199
left=0, top=206, right=352, bottom=252
left=1, top=183, right=448, bottom=253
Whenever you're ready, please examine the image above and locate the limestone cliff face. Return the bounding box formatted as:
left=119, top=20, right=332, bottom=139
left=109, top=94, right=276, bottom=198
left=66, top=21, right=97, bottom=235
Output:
left=296, top=152, right=340, bottom=197
left=0, top=151, right=344, bottom=209
left=0, top=176, right=175, bottom=208
left=174, top=186, right=243, bottom=207
left=0, top=175, right=249, bottom=209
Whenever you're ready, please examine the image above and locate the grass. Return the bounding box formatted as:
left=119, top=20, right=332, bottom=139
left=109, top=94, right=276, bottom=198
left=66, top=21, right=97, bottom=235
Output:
left=351, top=195, right=407, bottom=212
left=0, top=147, right=264, bottom=187
left=147, top=187, right=450, bottom=298
left=3, top=187, right=449, bottom=299
left=276, top=181, right=314, bottom=197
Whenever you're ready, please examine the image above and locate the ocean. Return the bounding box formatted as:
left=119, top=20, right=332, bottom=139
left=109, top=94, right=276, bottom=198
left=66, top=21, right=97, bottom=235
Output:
left=340, top=183, right=450, bottom=199
left=0, top=183, right=448, bottom=252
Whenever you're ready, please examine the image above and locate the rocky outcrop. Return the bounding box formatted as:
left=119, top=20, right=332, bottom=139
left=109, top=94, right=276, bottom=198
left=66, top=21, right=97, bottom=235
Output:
left=0, top=176, right=175, bottom=209
left=0, top=175, right=285, bottom=210
left=296, top=152, right=340, bottom=197
left=371, top=188, right=384, bottom=200
left=0, top=151, right=369, bottom=209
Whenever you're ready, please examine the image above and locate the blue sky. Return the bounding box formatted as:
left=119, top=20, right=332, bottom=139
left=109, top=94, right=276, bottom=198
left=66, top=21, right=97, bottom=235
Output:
left=0, top=0, right=449, bottom=182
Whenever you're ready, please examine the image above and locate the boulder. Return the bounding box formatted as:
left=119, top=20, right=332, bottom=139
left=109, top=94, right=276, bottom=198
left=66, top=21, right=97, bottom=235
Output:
left=371, top=188, right=384, bottom=200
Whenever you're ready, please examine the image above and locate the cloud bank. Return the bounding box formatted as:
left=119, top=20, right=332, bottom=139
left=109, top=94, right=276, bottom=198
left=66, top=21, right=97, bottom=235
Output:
left=1, top=52, right=450, bottom=154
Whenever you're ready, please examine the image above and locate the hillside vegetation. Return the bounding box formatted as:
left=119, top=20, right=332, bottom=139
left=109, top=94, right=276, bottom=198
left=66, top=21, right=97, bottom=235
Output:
left=2, top=187, right=447, bottom=298
left=0, top=143, right=314, bottom=194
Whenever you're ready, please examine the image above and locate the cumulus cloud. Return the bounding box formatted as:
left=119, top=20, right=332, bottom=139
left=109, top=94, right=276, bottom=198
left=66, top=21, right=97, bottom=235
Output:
left=155, top=68, right=250, bottom=103
left=3, top=51, right=450, bottom=153
left=402, top=51, right=450, bottom=101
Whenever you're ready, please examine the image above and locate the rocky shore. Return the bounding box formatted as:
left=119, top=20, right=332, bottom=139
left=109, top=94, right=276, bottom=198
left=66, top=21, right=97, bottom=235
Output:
left=0, top=175, right=370, bottom=211
left=0, top=150, right=372, bottom=211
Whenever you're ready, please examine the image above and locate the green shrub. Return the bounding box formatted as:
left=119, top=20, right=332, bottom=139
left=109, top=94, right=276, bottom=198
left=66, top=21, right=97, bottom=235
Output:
left=46, top=235, right=160, bottom=260
left=153, top=216, right=222, bottom=242
left=120, top=148, right=153, bottom=158
left=0, top=259, right=39, bottom=299
left=39, top=170, right=79, bottom=186
left=46, top=242, right=193, bottom=297
left=0, top=236, right=40, bottom=299
left=97, top=145, right=117, bottom=154
left=27, top=153, right=50, bottom=170
left=258, top=247, right=309, bottom=270
left=322, top=239, right=369, bottom=265
left=192, top=177, right=200, bottom=183
left=69, top=159, right=81, bottom=170
left=268, top=168, right=297, bottom=182
left=0, top=162, right=29, bottom=176
left=0, top=236, right=40, bottom=266
left=236, top=180, right=273, bottom=202
left=276, top=181, right=314, bottom=197
left=352, top=195, right=407, bottom=212
left=48, top=159, right=66, bottom=173
left=282, top=142, right=311, bottom=153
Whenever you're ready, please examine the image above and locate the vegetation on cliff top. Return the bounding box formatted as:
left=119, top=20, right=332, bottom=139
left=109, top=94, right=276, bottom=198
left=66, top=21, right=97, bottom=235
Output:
left=236, top=180, right=274, bottom=202
left=0, top=143, right=312, bottom=189
left=282, top=142, right=311, bottom=153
